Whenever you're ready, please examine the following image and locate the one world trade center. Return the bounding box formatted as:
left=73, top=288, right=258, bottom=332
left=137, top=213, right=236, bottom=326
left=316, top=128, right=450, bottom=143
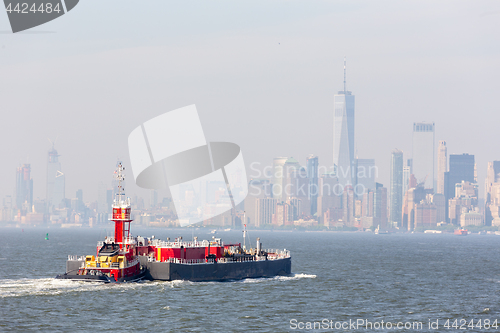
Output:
left=333, top=59, right=355, bottom=189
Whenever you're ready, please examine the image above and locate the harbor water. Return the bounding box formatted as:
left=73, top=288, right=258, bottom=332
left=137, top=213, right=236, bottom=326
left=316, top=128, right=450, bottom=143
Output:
left=1, top=227, right=500, bottom=332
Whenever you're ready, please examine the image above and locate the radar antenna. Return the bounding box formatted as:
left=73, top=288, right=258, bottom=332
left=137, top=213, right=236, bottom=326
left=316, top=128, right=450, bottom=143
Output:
left=114, top=162, right=126, bottom=203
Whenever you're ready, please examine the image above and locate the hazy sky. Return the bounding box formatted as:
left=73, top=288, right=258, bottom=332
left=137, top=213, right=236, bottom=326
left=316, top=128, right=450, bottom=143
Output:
left=1, top=0, right=499, bottom=204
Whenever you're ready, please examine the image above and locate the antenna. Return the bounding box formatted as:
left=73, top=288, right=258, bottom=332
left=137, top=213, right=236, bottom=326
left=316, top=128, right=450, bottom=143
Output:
left=343, top=56, right=346, bottom=93
left=114, top=162, right=126, bottom=203
left=243, top=223, right=246, bottom=250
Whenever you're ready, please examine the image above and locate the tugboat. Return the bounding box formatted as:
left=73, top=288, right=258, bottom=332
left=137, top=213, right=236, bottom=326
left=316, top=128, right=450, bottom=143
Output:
left=56, top=163, right=145, bottom=283
left=57, top=163, right=292, bottom=283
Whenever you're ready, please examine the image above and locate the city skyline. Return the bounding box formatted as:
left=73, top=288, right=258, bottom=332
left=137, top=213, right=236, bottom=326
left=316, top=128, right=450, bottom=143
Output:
left=1, top=2, right=499, bottom=207
left=3, top=119, right=493, bottom=208
left=7, top=130, right=491, bottom=229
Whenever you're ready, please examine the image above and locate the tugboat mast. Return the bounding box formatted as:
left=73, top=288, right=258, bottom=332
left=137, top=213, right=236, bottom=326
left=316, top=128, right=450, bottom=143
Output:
left=112, top=162, right=132, bottom=250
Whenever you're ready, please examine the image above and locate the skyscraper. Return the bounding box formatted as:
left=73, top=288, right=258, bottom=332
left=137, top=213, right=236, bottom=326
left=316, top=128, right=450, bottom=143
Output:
left=446, top=154, right=475, bottom=198
left=403, top=184, right=430, bottom=231
left=342, top=186, right=355, bottom=226
left=437, top=141, right=447, bottom=194
left=355, top=159, right=376, bottom=194
left=374, top=182, right=387, bottom=229
left=281, top=157, right=301, bottom=198
left=445, top=154, right=475, bottom=199
left=445, top=153, right=475, bottom=224
left=317, top=173, right=341, bottom=225
left=1, top=195, right=13, bottom=222
left=333, top=59, right=355, bottom=188
left=389, top=149, right=403, bottom=228
left=46, top=146, right=65, bottom=212
left=271, top=157, right=288, bottom=201
left=402, top=158, right=413, bottom=199
left=75, top=189, right=84, bottom=213
left=282, top=160, right=310, bottom=216
left=244, top=178, right=271, bottom=226
left=256, top=198, right=276, bottom=227
left=16, top=164, right=33, bottom=212
left=412, top=122, right=435, bottom=189
left=306, top=155, right=319, bottom=215
left=360, top=189, right=375, bottom=228
left=485, top=161, right=500, bottom=226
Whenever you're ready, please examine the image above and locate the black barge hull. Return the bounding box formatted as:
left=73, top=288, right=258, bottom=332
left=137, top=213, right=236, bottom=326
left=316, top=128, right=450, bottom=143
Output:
left=138, top=257, right=292, bottom=282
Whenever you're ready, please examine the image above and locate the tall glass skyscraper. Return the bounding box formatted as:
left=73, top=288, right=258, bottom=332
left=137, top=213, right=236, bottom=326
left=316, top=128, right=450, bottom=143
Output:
left=271, top=157, right=288, bottom=201
left=333, top=60, right=355, bottom=188
left=446, top=153, right=475, bottom=198
left=444, top=153, right=475, bottom=223
left=355, top=158, right=376, bottom=194
left=16, top=164, right=33, bottom=212
left=403, top=158, right=413, bottom=199
left=437, top=141, right=447, bottom=194
left=412, top=122, right=435, bottom=190
left=306, top=155, right=319, bottom=215
left=389, top=149, right=403, bottom=228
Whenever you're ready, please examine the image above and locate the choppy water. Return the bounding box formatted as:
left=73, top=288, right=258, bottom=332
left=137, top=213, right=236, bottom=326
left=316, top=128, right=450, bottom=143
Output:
left=1, top=228, right=500, bottom=332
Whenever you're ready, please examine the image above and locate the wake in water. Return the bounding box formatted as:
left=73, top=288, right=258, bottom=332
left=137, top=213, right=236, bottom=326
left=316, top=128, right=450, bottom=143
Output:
left=137, top=273, right=317, bottom=287
left=0, top=273, right=316, bottom=297
left=239, top=273, right=317, bottom=283
left=149, top=273, right=318, bottom=285
left=0, top=278, right=155, bottom=298
left=276, top=273, right=317, bottom=280
left=159, top=273, right=317, bottom=285
left=0, top=278, right=207, bottom=297
left=0, top=278, right=104, bottom=298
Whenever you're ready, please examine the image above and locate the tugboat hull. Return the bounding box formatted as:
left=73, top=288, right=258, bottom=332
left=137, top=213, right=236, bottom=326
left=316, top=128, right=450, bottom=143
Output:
left=55, top=269, right=147, bottom=283
left=55, top=273, right=113, bottom=283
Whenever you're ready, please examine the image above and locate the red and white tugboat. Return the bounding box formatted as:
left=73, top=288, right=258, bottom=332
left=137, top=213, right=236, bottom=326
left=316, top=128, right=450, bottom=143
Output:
left=56, top=163, right=145, bottom=283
